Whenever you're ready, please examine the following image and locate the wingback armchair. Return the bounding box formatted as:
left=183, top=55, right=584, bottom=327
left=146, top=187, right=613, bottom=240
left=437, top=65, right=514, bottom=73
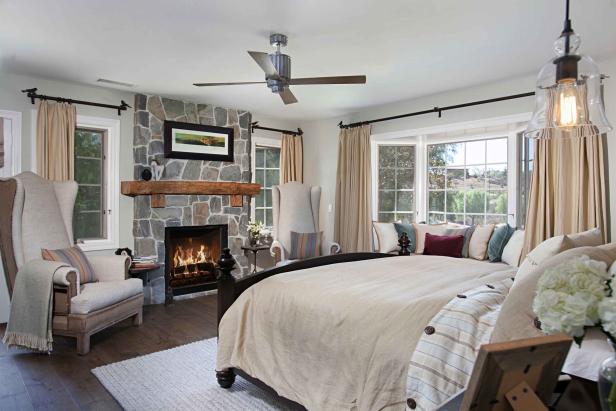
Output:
left=270, top=182, right=341, bottom=265
left=0, top=172, right=143, bottom=354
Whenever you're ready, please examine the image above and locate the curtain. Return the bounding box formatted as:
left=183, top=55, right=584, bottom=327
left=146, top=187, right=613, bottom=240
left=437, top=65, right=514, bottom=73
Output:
left=523, top=85, right=608, bottom=255
left=334, top=125, right=372, bottom=252
left=281, top=133, right=303, bottom=183
left=36, top=101, right=76, bottom=181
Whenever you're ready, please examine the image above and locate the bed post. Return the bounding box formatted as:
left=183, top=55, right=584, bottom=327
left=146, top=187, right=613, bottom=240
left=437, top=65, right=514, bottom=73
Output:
left=216, top=247, right=236, bottom=388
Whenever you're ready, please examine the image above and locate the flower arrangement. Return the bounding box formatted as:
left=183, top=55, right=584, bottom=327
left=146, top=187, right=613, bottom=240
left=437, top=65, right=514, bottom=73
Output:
left=533, top=255, right=614, bottom=345
left=247, top=220, right=264, bottom=246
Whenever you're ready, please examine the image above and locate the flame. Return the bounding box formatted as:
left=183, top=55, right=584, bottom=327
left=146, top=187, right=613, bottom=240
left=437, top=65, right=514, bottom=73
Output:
left=172, top=243, right=216, bottom=277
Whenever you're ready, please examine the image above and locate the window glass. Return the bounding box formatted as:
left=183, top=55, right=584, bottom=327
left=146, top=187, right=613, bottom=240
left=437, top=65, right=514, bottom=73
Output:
left=254, top=146, right=281, bottom=227
left=377, top=145, right=416, bottom=224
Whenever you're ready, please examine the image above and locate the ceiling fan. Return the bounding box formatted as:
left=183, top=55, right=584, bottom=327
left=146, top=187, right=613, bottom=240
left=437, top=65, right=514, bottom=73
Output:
left=193, top=33, right=367, bottom=105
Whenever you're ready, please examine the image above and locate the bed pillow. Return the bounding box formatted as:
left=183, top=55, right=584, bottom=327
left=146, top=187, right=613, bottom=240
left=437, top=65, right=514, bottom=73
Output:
left=491, top=244, right=616, bottom=343
left=567, top=227, right=604, bottom=247
left=413, top=223, right=447, bottom=254
left=373, top=222, right=399, bottom=253
left=42, top=245, right=96, bottom=284
left=501, top=230, right=525, bottom=267
left=289, top=231, right=322, bottom=259
left=468, top=224, right=495, bottom=260
left=487, top=224, right=515, bottom=262
left=393, top=223, right=416, bottom=253
left=423, top=233, right=464, bottom=258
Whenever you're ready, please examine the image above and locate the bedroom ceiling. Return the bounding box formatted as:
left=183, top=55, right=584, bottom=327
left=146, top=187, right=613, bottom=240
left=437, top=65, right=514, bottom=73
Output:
left=1, top=0, right=616, bottom=120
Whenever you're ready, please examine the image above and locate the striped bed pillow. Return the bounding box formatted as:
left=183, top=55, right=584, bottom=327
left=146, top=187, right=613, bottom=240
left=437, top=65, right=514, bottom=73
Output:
left=42, top=246, right=97, bottom=284
left=289, top=231, right=322, bottom=260
left=406, top=277, right=514, bottom=410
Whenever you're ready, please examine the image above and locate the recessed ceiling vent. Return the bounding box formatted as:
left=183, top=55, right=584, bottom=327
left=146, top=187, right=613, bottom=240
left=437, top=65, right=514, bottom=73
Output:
left=96, top=78, right=135, bottom=88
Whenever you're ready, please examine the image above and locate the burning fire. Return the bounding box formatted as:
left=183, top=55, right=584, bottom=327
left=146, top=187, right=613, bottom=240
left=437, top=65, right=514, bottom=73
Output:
left=172, top=244, right=216, bottom=277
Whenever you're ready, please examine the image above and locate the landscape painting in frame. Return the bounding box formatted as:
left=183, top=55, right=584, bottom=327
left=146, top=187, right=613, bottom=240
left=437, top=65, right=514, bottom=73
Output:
left=164, top=121, right=234, bottom=162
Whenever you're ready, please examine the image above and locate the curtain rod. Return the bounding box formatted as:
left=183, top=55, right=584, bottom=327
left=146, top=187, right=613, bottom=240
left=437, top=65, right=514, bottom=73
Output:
left=251, top=121, right=303, bottom=136
left=338, top=91, right=536, bottom=129
left=21, top=88, right=131, bottom=116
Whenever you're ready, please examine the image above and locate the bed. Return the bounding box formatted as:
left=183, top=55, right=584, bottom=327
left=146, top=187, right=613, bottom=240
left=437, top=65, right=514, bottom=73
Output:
left=214, top=251, right=516, bottom=411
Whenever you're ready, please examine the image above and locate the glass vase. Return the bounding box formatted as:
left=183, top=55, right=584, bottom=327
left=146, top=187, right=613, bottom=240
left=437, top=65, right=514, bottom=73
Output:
left=598, top=340, right=616, bottom=411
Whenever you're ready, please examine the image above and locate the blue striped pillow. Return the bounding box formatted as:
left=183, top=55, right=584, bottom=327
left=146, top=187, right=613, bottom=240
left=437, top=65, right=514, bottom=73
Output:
left=42, top=246, right=97, bottom=284
left=289, top=231, right=322, bottom=260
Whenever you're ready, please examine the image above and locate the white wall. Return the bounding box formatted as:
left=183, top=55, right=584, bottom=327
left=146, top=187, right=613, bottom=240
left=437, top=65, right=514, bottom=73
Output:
left=302, top=56, right=616, bottom=245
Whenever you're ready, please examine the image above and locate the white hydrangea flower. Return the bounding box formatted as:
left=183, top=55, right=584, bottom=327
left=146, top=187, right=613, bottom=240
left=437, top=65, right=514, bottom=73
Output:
left=533, top=255, right=609, bottom=341
left=599, top=297, right=616, bottom=336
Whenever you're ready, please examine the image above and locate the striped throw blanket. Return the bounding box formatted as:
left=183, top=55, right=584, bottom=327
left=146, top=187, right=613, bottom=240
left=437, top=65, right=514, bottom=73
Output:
left=406, top=277, right=514, bottom=410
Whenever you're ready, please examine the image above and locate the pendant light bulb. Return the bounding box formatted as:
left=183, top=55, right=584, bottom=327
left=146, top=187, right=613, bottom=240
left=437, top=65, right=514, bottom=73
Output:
left=555, top=81, right=579, bottom=127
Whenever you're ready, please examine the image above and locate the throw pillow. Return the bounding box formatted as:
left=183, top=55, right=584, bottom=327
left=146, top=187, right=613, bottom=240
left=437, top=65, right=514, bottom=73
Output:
left=567, top=227, right=604, bottom=247
left=468, top=224, right=495, bottom=260
left=373, top=222, right=400, bottom=253
left=491, top=244, right=616, bottom=343
left=423, top=233, right=464, bottom=258
left=289, top=231, right=322, bottom=260
left=393, top=223, right=416, bottom=253
left=501, top=230, right=525, bottom=267
left=41, top=245, right=96, bottom=284
left=487, top=224, right=515, bottom=262
left=413, top=223, right=448, bottom=254
left=443, top=226, right=472, bottom=257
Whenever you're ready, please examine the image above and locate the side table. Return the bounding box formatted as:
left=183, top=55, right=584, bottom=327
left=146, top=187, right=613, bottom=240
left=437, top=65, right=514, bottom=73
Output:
left=129, top=263, right=161, bottom=286
left=241, top=245, right=270, bottom=274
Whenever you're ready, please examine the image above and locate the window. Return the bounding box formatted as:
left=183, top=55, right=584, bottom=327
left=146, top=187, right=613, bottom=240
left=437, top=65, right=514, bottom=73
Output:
left=74, top=127, right=107, bottom=241
left=427, top=138, right=508, bottom=225
left=377, top=145, right=416, bottom=223
left=517, top=133, right=534, bottom=228
left=254, top=145, right=280, bottom=227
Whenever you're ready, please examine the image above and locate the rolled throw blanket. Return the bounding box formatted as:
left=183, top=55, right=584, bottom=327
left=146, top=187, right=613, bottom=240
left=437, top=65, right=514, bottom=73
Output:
left=2, top=260, right=72, bottom=352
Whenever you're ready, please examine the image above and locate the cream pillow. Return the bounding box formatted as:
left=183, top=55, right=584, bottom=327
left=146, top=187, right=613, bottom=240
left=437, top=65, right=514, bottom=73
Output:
left=413, top=223, right=447, bottom=254
left=491, top=244, right=616, bottom=343
left=373, top=222, right=400, bottom=253
left=521, top=234, right=573, bottom=269
left=501, top=230, right=525, bottom=267
left=567, top=227, right=604, bottom=248
left=468, top=224, right=495, bottom=260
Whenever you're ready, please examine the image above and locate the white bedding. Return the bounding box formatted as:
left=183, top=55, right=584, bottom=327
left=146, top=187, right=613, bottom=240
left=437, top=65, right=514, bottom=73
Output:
left=217, top=255, right=515, bottom=411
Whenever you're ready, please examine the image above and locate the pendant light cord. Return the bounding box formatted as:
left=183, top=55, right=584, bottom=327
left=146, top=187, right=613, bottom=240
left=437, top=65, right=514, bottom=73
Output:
left=563, top=0, right=572, bottom=54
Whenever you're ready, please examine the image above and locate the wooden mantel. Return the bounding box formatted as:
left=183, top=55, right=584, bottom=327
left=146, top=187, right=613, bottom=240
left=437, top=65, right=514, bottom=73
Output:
left=121, top=180, right=261, bottom=208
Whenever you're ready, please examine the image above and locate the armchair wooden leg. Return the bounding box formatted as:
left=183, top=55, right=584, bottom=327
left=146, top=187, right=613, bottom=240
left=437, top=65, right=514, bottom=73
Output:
left=133, top=309, right=143, bottom=326
left=77, top=333, right=91, bottom=355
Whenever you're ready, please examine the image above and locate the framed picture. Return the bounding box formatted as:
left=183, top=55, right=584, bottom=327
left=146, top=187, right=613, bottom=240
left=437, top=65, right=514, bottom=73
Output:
left=164, top=121, right=234, bottom=162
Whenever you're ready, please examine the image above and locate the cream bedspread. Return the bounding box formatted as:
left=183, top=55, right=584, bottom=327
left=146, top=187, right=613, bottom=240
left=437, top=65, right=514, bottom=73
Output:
left=217, top=255, right=516, bottom=411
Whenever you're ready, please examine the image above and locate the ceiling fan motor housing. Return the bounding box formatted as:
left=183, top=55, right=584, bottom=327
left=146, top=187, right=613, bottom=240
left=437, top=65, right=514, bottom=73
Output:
left=267, top=53, right=291, bottom=93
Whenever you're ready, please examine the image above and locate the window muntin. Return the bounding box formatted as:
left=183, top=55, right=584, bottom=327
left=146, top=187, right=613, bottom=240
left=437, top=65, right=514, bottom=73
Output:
left=427, top=137, right=508, bottom=225
left=254, top=146, right=280, bottom=227
left=377, top=145, right=416, bottom=223
left=73, top=127, right=107, bottom=241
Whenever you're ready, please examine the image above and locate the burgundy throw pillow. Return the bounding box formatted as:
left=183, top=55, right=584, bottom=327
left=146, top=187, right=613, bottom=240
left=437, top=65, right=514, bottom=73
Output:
left=423, top=233, right=464, bottom=258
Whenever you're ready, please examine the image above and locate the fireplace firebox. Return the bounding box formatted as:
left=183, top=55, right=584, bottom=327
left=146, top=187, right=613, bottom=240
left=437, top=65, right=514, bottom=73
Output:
left=164, top=224, right=227, bottom=304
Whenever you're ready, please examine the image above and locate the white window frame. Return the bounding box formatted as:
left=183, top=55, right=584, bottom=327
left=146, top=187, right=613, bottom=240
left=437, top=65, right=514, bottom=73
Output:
left=251, top=135, right=281, bottom=227
left=31, top=111, right=120, bottom=251
left=370, top=113, right=531, bottom=226
left=0, top=110, right=22, bottom=177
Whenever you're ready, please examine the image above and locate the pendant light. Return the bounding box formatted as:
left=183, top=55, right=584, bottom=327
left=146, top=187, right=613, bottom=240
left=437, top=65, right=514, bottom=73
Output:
left=524, top=0, right=612, bottom=139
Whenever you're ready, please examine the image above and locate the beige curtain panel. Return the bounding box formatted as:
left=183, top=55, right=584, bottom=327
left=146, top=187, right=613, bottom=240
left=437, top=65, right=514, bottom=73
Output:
left=0, top=117, right=4, bottom=168
left=335, top=125, right=372, bottom=252
left=36, top=101, right=76, bottom=181
left=523, top=85, right=608, bottom=255
left=281, top=133, right=303, bottom=183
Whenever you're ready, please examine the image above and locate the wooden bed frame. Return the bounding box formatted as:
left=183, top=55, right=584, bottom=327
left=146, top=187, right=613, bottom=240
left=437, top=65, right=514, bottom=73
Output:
left=214, top=248, right=394, bottom=405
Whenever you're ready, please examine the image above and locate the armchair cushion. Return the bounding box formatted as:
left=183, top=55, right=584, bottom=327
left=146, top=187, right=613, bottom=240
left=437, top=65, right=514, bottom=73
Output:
left=289, top=231, right=322, bottom=260
left=71, top=278, right=143, bottom=314
left=42, top=246, right=96, bottom=284
left=87, top=255, right=130, bottom=282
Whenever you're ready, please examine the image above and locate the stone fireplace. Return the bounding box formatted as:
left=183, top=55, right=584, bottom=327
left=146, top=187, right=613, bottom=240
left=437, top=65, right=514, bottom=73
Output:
left=132, top=94, right=252, bottom=304
left=164, top=224, right=227, bottom=304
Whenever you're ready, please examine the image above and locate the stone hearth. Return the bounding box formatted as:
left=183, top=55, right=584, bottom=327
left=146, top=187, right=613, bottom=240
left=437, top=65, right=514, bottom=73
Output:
left=132, top=94, right=251, bottom=304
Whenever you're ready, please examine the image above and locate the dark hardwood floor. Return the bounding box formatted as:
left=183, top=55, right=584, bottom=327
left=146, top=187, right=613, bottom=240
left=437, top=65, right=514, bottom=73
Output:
left=0, top=295, right=218, bottom=410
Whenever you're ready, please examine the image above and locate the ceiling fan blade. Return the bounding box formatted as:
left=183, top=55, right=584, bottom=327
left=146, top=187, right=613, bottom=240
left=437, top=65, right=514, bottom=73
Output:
left=289, top=75, right=366, bottom=85
left=279, top=88, right=298, bottom=105
left=247, top=51, right=279, bottom=78
left=193, top=81, right=266, bottom=86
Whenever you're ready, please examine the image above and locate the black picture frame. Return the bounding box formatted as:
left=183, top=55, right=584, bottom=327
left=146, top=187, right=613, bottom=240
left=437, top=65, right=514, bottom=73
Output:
left=164, top=120, right=234, bottom=162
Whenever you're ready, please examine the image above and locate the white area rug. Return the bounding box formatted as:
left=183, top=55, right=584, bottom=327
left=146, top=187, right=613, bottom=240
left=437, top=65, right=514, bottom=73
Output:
left=92, top=338, right=293, bottom=410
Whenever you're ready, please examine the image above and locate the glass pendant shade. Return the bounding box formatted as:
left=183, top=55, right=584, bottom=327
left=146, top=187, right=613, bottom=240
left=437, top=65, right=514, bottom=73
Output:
left=525, top=33, right=613, bottom=139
